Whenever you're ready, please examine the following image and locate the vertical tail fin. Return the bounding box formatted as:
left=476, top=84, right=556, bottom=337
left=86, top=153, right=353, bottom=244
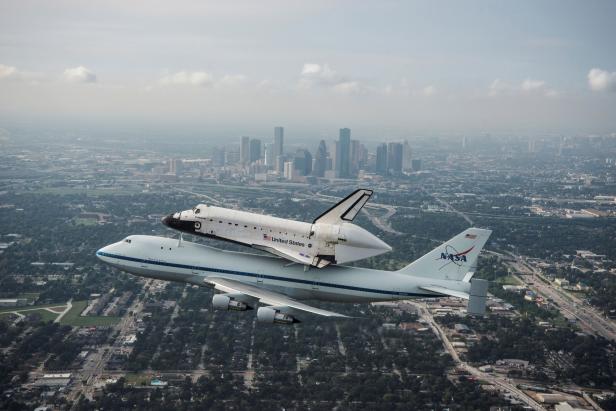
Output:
left=397, top=228, right=492, bottom=281
left=312, top=189, right=372, bottom=224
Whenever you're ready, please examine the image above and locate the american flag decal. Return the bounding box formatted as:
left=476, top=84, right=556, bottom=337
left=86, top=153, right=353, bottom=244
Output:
left=465, top=233, right=477, bottom=239
left=263, top=234, right=271, bottom=240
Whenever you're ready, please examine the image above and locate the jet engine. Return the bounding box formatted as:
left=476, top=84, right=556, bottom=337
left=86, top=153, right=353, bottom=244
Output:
left=256, top=307, right=298, bottom=325
left=212, top=294, right=250, bottom=311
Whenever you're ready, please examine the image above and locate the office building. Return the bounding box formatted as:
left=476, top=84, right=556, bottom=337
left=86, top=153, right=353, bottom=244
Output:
left=376, top=143, right=388, bottom=175
left=240, top=136, right=250, bottom=164
left=313, top=140, right=328, bottom=177
left=337, top=128, right=351, bottom=178
left=274, top=127, right=284, bottom=157
left=293, top=149, right=312, bottom=176
left=402, top=140, right=412, bottom=171
left=387, top=142, right=403, bottom=174
left=249, top=138, right=261, bottom=163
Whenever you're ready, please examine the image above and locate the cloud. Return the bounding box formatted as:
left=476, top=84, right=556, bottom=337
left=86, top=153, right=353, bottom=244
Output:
left=488, top=78, right=513, bottom=96
left=0, top=64, right=18, bottom=79
left=421, top=85, right=436, bottom=97
left=63, top=66, right=96, bottom=83
left=217, top=74, right=247, bottom=87
left=299, top=63, right=340, bottom=88
left=159, top=71, right=213, bottom=87
left=333, top=81, right=361, bottom=94
left=521, top=79, right=545, bottom=92
left=489, top=78, right=556, bottom=97
left=588, top=68, right=616, bottom=92
left=299, top=63, right=369, bottom=94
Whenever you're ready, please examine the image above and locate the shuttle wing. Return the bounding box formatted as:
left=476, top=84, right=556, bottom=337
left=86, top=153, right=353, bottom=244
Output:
left=205, top=277, right=348, bottom=318
left=313, top=189, right=373, bottom=224
left=252, top=245, right=331, bottom=268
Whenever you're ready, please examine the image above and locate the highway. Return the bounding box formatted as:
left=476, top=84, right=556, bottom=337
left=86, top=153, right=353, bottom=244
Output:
left=409, top=301, right=546, bottom=411
left=508, top=257, right=616, bottom=341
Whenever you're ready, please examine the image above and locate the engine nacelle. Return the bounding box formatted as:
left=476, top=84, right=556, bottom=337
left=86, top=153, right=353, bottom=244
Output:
left=212, top=294, right=249, bottom=311
left=256, top=307, right=298, bottom=325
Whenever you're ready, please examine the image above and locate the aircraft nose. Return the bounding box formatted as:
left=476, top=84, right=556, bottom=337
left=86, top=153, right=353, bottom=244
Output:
left=161, top=214, right=173, bottom=227
left=96, top=245, right=110, bottom=260
left=161, top=212, right=198, bottom=234
left=161, top=213, right=181, bottom=229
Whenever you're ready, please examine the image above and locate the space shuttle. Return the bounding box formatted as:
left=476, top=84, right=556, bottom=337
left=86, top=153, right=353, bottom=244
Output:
left=161, top=189, right=391, bottom=268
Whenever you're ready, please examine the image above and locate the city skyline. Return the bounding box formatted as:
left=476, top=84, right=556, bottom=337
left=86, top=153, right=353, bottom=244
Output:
left=1, top=1, right=616, bottom=137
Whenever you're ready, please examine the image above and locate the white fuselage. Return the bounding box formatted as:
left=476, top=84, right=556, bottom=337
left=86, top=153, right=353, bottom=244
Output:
left=96, top=235, right=471, bottom=303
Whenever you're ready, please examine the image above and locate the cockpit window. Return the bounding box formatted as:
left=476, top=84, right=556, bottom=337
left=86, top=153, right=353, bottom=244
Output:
left=195, top=208, right=201, bottom=214
left=124, top=239, right=132, bottom=244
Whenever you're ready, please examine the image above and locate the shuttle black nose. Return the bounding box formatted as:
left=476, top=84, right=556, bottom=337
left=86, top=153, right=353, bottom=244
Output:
left=161, top=214, right=178, bottom=228
left=161, top=213, right=197, bottom=234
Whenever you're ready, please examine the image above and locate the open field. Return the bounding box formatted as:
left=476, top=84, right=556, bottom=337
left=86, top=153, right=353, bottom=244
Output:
left=73, top=217, right=98, bottom=226
left=0, top=303, right=67, bottom=314
left=496, top=275, right=522, bottom=286
left=0, top=308, right=58, bottom=322
left=124, top=373, right=153, bottom=386
left=59, top=300, right=121, bottom=326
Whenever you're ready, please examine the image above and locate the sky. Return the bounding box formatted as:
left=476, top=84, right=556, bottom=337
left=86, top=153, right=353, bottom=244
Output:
left=1, top=0, right=616, bottom=140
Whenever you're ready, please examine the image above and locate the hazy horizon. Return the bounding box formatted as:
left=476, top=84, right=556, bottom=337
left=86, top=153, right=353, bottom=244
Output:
left=1, top=1, right=616, bottom=138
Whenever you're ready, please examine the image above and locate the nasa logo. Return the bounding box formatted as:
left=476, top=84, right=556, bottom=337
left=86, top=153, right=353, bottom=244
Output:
left=436, top=245, right=474, bottom=269
left=194, top=221, right=201, bottom=230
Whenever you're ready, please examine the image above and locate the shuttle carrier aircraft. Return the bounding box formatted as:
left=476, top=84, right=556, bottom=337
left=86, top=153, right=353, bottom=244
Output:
left=96, top=228, right=491, bottom=325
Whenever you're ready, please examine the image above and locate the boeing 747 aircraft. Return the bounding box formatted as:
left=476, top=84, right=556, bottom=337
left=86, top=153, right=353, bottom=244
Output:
left=96, top=228, right=491, bottom=324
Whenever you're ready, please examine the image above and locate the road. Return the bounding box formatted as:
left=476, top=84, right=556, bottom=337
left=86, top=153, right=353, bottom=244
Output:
left=67, top=280, right=155, bottom=405
left=409, top=301, right=546, bottom=411
left=363, top=206, right=403, bottom=235
left=508, top=257, right=616, bottom=341
left=54, top=299, right=72, bottom=323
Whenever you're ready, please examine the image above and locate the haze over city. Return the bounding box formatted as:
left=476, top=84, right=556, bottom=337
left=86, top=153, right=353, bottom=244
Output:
left=1, top=0, right=616, bottom=139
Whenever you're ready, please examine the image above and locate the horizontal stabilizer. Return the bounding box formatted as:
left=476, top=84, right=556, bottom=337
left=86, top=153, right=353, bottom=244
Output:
left=313, top=189, right=373, bottom=224
left=419, top=285, right=469, bottom=300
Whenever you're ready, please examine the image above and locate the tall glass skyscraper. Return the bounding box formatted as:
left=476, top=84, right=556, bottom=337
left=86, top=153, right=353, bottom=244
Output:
left=337, top=128, right=351, bottom=178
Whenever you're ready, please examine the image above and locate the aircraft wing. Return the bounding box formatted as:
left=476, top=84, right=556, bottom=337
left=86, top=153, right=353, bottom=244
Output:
left=205, top=277, right=348, bottom=318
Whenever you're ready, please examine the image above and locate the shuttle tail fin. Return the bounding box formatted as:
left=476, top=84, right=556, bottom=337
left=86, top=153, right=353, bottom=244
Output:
left=397, top=228, right=492, bottom=281
left=313, top=189, right=373, bottom=225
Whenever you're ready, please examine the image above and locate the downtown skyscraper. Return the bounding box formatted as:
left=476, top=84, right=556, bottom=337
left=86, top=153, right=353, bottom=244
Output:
left=336, top=128, right=351, bottom=178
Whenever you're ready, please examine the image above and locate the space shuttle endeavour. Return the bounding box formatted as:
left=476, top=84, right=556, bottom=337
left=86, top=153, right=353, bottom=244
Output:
left=162, top=189, right=391, bottom=268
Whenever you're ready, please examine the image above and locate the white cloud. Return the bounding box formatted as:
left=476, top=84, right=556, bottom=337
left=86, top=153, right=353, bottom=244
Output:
left=521, top=78, right=545, bottom=92
left=299, top=63, right=340, bottom=88
left=217, top=74, right=247, bottom=87
left=333, top=81, right=361, bottom=94
left=489, top=78, right=556, bottom=97
left=588, top=68, right=616, bottom=92
left=421, top=85, right=436, bottom=97
left=0, top=64, right=18, bottom=79
left=63, top=66, right=97, bottom=83
left=488, top=78, right=513, bottom=96
left=159, top=71, right=213, bottom=87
